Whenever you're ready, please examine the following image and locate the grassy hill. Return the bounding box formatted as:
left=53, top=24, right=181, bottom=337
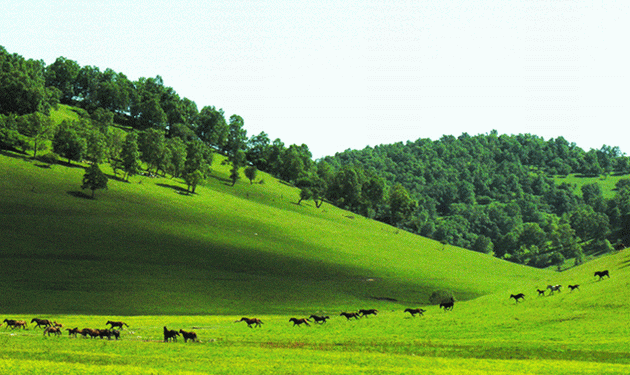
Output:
left=0, top=149, right=548, bottom=315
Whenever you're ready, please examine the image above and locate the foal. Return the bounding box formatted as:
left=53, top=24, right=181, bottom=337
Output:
left=568, top=284, right=580, bottom=292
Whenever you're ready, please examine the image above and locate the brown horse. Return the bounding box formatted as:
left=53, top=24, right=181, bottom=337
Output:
left=340, top=312, right=360, bottom=320
left=359, top=309, right=378, bottom=317
left=309, top=315, right=330, bottom=324
left=568, top=284, right=580, bottom=291
left=595, top=270, right=610, bottom=280
left=289, top=318, right=310, bottom=327
left=179, top=329, right=198, bottom=342
left=31, top=318, right=53, bottom=329
left=106, top=320, right=129, bottom=330
left=163, top=326, right=180, bottom=342
left=235, top=317, right=263, bottom=328
left=510, top=293, right=525, bottom=303
left=43, top=326, right=62, bottom=336
left=404, top=308, right=426, bottom=317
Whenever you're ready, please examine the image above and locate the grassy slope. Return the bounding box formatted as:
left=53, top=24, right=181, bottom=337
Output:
left=0, top=148, right=547, bottom=315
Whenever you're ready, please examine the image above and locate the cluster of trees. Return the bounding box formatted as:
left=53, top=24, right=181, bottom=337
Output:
left=3, top=46, right=630, bottom=268
left=320, top=133, right=630, bottom=268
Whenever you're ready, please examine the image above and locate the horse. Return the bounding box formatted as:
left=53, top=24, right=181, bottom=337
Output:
left=568, top=284, right=580, bottom=291
left=78, top=328, right=99, bottom=338
left=67, top=327, right=80, bottom=337
left=111, top=330, right=121, bottom=340
left=595, top=270, right=610, bottom=280
left=536, top=289, right=546, bottom=297
left=98, top=329, right=115, bottom=340
left=31, top=318, right=53, bottom=329
left=439, top=300, right=455, bottom=311
left=289, top=318, right=310, bottom=327
left=547, top=285, right=562, bottom=294
left=235, top=317, right=263, bottom=328
left=163, top=326, right=180, bottom=342
left=106, top=320, right=129, bottom=330
left=404, top=308, right=426, bottom=317
left=309, top=315, right=330, bottom=324
left=359, top=309, right=378, bottom=317
left=4, top=319, right=27, bottom=329
left=43, top=326, right=62, bottom=336
left=340, top=312, right=360, bottom=320
left=510, top=293, right=525, bottom=303
left=179, top=329, right=197, bottom=342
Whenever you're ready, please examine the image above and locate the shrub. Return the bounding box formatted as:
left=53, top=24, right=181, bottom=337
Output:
left=429, top=290, right=455, bottom=305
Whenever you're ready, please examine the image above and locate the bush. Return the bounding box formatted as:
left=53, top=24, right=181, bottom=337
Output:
left=429, top=290, right=455, bottom=305
left=37, top=152, right=59, bottom=165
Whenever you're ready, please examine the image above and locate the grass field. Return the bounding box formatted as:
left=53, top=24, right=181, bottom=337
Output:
left=1, top=249, right=628, bottom=374
left=1, top=129, right=629, bottom=373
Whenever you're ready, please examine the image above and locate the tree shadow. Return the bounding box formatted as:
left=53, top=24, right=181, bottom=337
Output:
left=0, top=149, right=29, bottom=160
left=34, top=163, right=52, bottom=169
left=156, top=183, right=192, bottom=195
left=67, top=191, right=93, bottom=199
left=105, top=173, right=127, bottom=183
left=207, top=174, right=231, bottom=184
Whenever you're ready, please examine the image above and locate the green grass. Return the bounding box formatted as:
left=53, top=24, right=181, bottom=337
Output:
left=554, top=173, right=630, bottom=199
left=0, top=250, right=628, bottom=373
left=0, top=151, right=546, bottom=315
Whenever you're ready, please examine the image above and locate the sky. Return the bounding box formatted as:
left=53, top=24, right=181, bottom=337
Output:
left=2, top=0, right=629, bottom=159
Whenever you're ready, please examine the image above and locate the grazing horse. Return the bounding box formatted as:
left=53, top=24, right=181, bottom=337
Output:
left=510, top=293, right=525, bottom=303
left=439, top=300, right=455, bottom=311
left=404, top=308, right=426, bottom=317
left=340, top=312, right=360, bottom=320
left=235, top=317, right=263, bottom=328
left=568, top=284, right=580, bottom=292
left=163, top=326, right=180, bottom=342
left=595, top=270, right=610, bottom=280
left=106, top=321, right=129, bottom=330
left=309, top=315, right=330, bottom=324
left=179, top=329, right=197, bottom=342
left=289, top=318, right=310, bottom=327
left=43, top=326, right=62, bottom=336
left=537, top=289, right=546, bottom=297
left=547, top=285, right=562, bottom=295
left=67, top=327, right=79, bottom=337
left=359, top=309, right=378, bottom=317
left=31, top=318, right=53, bottom=329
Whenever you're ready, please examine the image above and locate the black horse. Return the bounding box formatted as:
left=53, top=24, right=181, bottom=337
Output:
left=439, top=300, right=455, bottom=311
left=594, top=270, right=610, bottom=280
left=358, top=309, right=378, bottom=317
left=309, top=315, right=330, bottom=324
left=568, top=284, right=580, bottom=291
left=289, top=318, right=311, bottom=327
left=163, top=326, right=180, bottom=342
left=340, top=312, right=360, bottom=320
left=510, top=293, right=525, bottom=303
left=404, top=308, right=426, bottom=317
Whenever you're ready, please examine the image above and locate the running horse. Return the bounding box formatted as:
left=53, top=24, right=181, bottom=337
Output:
left=235, top=317, right=263, bottom=328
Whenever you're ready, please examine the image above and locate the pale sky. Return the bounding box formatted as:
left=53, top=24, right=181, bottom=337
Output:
left=2, top=0, right=629, bottom=159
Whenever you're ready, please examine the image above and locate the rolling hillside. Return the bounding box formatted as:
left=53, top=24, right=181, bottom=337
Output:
left=0, top=151, right=549, bottom=315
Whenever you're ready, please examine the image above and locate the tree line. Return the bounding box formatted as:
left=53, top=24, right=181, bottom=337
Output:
left=2, top=46, right=629, bottom=268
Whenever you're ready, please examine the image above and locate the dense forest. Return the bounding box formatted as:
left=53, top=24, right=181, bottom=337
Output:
left=2, top=46, right=629, bottom=268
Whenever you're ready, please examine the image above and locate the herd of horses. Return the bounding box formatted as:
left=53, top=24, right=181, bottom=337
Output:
left=2, top=269, right=612, bottom=343
left=511, top=270, right=610, bottom=303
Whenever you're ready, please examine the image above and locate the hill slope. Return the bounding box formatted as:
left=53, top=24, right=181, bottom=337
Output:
left=0, top=152, right=549, bottom=315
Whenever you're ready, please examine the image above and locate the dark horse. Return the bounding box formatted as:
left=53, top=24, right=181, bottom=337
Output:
left=179, top=329, right=198, bottom=342
left=43, top=326, right=62, bottom=336
left=404, top=308, right=426, bottom=317
left=289, top=318, right=311, bottom=327
left=359, top=309, right=378, bottom=317
left=340, top=312, right=360, bottom=320
left=568, top=284, right=580, bottom=291
left=106, top=320, right=129, bottom=330
left=309, top=315, right=330, bottom=324
left=235, top=317, right=263, bottom=328
left=31, top=318, right=53, bottom=329
left=536, top=289, right=546, bottom=297
left=595, top=270, right=610, bottom=280
left=163, top=326, right=180, bottom=342
left=440, top=300, right=455, bottom=311
left=510, top=293, right=525, bottom=303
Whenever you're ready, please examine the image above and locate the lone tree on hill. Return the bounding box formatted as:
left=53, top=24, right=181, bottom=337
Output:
left=81, top=163, right=108, bottom=198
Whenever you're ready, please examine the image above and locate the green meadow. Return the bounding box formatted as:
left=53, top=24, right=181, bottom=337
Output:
left=1, top=148, right=629, bottom=374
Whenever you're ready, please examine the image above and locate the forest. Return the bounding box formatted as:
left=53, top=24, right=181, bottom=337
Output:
left=2, top=45, right=629, bottom=268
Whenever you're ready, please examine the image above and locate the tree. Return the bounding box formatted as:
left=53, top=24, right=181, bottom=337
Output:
left=195, top=106, right=228, bottom=148
left=389, top=184, right=417, bottom=227
left=52, top=121, right=86, bottom=164
left=244, top=165, right=258, bottom=184
left=17, top=112, right=55, bottom=157
left=120, top=132, right=141, bottom=181
left=138, top=128, right=166, bottom=173
left=184, top=169, right=203, bottom=194
left=44, top=56, right=80, bottom=104
left=81, top=163, right=108, bottom=198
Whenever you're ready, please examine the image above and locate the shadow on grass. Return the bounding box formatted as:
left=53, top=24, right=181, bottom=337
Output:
left=207, top=174, right=231, bottom=184
left=67, top=191, right=93, bottom=199
left=0, top=149, right=29, bottom=160
left=34, top=163, right=52, bottom=169
left=105, top=173, right=127, bottom=183
left=156, top=183, right=192, bottom=196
